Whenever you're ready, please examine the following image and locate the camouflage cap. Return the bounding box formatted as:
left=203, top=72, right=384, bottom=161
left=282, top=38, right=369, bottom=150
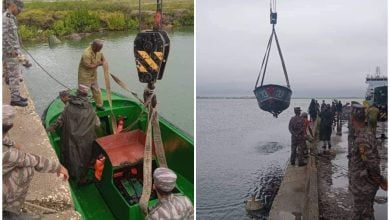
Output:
left=78, top=84, right=90, bottom=94
left=3, top=104, right=15, bottom=126
left=15, top=0, right=23, bottom=10
left=153, top=167, right=177, bottom=193
left=294, top=107, right=301, bottom=114
left=351, top=102, right=365, bottom=121
left=6, top=0, right=24, bottom=10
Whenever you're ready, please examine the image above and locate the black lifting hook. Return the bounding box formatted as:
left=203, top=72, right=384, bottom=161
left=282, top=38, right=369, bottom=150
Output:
left=270, top=11, right=277, bottom=25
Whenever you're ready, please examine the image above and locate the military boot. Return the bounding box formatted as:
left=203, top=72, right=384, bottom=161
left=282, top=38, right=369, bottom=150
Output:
left=10, top=99, right=28, bottom=107
left=298, top=162, right=307, bottom=167
left=96, top=106, right=105, bottom=111
left=18, top=95, right=28, bottom=102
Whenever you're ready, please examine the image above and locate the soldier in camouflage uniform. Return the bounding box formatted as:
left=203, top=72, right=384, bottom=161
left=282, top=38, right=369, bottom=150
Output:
left=2, top=105, right=69, bottom=216
left=349, top=103, right=386, bottom=220
left=3, top=0, right=28, bottom=107
left=146, top=167, right=194, bottom=220
left=288, top=107, right=307, bottom=166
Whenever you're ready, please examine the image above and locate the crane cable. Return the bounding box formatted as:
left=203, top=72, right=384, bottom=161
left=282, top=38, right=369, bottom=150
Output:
left=254, top=0, right=290, bottom=90
left=138, top=0, right=170, bottom=216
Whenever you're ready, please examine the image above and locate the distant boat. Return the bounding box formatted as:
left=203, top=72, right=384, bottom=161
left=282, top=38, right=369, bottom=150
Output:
left=43, top=89, right=193, bottom=220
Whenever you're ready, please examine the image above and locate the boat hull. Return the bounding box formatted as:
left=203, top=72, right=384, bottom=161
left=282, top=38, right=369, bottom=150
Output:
left=254, top=84, right=292, bottom=116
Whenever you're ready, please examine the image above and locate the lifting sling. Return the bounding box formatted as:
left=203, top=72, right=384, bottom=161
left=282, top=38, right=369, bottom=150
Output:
left=254, top=0, right=292, bottom=118
left=134, top=0, right=171, bottom=215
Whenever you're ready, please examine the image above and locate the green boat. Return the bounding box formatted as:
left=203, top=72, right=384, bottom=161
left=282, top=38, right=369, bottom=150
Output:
left=43, top=89, right=194, bottom=220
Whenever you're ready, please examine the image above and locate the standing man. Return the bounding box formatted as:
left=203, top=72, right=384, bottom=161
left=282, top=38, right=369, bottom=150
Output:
left=288, top=107, right=306, bottom=166
left=146, top=167, right=194, bottom=220
left=3, top=105, right=69, bottom=218
left=54, top=85, right=100, bottom=185
left=320, top=100, right=326, bottom=113
left=78, top=39, right=107, bottom=111
left=308, top=99, right=317, bottom=122
left=349, top=103, right=387, bottom=219
left=3, top=0, right=28, bottom=107
left=301, top=112, right=313, bottom=158
left=319, top=105, right=333, bottom=153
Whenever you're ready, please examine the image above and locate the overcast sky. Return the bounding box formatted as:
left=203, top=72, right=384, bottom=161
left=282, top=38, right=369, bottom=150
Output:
left=196, top=0, right=387, bottom=97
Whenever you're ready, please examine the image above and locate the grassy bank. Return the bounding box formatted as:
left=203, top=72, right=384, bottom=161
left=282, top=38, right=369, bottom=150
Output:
left=17, top=0, right=193, bottom=41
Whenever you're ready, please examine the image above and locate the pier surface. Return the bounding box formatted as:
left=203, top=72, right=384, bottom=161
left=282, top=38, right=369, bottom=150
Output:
left=268, top=122, right=319, bottom=220
left=3, top=81, right=80, bottom=219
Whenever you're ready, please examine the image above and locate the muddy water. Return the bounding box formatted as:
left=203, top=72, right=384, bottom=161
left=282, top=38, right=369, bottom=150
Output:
left=196, top=98, right=312, bottom=219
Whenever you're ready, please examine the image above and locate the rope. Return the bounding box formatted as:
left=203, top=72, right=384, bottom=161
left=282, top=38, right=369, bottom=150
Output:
left=273, top=28, right=290, bottom=88
left=17, top=31, right=70, bottom=90
left=254, top=1, right=290, bottom=89
left=20, top=46, right=71, bottom=90
left=260, top=31, right=274, bottom=87
left=254, top=30, right=273, bottom=89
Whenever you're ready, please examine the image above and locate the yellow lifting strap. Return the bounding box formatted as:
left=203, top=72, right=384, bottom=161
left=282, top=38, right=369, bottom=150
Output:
left=139, top=93, right=168, bottom=215
left=103, top=63, right=117, bottom=134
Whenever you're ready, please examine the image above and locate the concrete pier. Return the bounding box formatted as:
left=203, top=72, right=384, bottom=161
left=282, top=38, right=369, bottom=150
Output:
left=3, top=80, right=80, bottom=219
left=268, top=122, right=319, bottom=220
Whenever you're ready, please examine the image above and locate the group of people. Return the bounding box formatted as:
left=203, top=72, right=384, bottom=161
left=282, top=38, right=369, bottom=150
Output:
left=2, top=0, right=193, bottom=218
left=289, top=98, right=387, bottom=219
left=308, top=99, right=344, bottom=153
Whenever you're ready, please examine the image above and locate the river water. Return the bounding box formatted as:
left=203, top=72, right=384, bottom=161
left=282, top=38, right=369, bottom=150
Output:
left=22, top=30, right=194, bottom=136
left=196, top=98, right=386, bottom=219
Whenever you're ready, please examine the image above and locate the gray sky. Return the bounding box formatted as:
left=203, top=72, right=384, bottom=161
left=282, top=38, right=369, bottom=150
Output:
left=196, top=0, right=387, bottom=97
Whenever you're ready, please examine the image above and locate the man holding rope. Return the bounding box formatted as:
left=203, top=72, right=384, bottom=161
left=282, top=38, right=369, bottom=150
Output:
left=78, top=39, right=108, bottom=111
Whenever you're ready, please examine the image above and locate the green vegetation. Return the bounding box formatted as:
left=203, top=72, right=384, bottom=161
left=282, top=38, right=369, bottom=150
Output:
left=17, top=0, right=193, bottom=41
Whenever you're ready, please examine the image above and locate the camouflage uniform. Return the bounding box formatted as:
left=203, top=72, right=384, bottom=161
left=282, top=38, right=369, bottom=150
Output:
left=349, top=128, right=380, bottom=220
left=146, top=167, right=194, bottom=220
left=288, top=115, right=305, bottom=165
left=3, top=8, right=23, bottom=102
left=3, top=136, right=60, bottom=212
left=147, top=194, right=194, bottom=220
